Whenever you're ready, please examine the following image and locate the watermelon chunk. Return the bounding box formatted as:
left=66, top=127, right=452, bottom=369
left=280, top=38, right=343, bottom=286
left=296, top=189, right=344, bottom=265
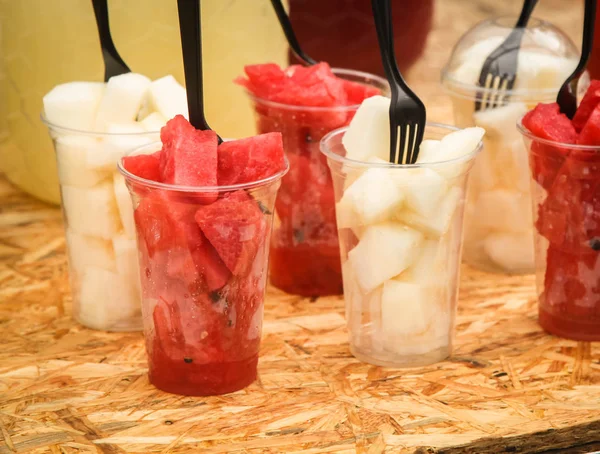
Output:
left=235, top=63, right=289, bottom=100
left=341, top=79, right=381, bottom=105
left=159, top=115, right=218, bottom=197
left=572, top=80, right=600, bottom=132
left=122, top=151, right=162, bottom=181
left=217, top=133, right=285, bottom=185
left=577, top=103, right=600, bottom=145
left=195, top=191, right=266, bottom=276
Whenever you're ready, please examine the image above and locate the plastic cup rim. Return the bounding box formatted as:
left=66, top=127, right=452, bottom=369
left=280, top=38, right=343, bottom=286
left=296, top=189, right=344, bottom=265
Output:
left=517, top=118, right=600, bottom=151
left=117, top=141, right=290, bottom=193
left=244, top=67, right=390, bottom=112
left=40, top=113, right=161, bottom=137
left=319, top=122, right=484, bottom=169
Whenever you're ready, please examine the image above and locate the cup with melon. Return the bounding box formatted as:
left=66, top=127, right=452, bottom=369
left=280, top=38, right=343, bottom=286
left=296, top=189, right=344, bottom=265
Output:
left=119, top=115, right=288, bottom=396
left=42, top=72, right=188, bottom=331
left=321, top=96, right=484, bottom=367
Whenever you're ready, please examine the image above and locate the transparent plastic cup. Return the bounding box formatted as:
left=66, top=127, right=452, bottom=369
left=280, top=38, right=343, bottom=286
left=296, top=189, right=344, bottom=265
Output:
left=518, top=121, right=600, bottom=341
left=43, top=116, right=159, bottom=331
left=321, top=124, right=482, bottom=367
left=441, top=16, right=581, bottom=274
left=244, top=69, right=389, bottom=297
left=118, top=142, right=288, bottom=396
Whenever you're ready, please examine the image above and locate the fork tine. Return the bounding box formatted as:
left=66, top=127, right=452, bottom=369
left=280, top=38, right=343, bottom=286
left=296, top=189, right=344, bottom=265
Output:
left=412, top=121, right=425, bottom=163
left=406, top=123, right=417, bottom=164
left=487, top=74, right=502, bottom=110
left=497, top=76, right=509, bottom=107
left=481, top=73, right=493, bottom=111
left=399, top=123, right=409, bottom=164
left=389, top=120, right=400, bottom=164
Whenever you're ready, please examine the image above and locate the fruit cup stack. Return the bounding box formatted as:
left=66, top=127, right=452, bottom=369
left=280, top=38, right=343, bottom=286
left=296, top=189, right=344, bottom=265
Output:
left=442, top=16, right=580, bottom=273
left=237, top=63, right=388, bottom=296
left=518, top=83, right=600, bottom=341
left=119, top=116, right=288, bottom=395
left=322, top=96, right=484, bottom=367
left=42, top=73, right=188, bottom=331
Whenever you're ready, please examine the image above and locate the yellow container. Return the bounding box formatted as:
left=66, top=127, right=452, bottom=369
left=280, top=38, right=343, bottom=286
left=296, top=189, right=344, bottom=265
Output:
left=0, top=0, right=289, bottom=204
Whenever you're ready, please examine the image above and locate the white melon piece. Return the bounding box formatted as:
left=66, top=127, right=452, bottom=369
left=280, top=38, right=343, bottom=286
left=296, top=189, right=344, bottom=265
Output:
left=381, top=280, right=434, bottom=338
left=438, top=126, right=485, bottom=162
left=77, top=266, right=140, bottom=330
left=62, top=182, right=122, bottom=239
left=517, top=53, right=577, bottom=92
left=147, top=75, right=188, bottom=120
left=140, top=112, right=167, bottom=132
left=473, top=189, right=532, bottom=233
left=396, top=168, right=448, bottom=217
left=473, top=102, right=527, bottom=143
left=113, top=172, right=136, bottom=239
left=94, top=73, right=152, bottom=131
left=43, top=82, right=105, bottom=131
left=471, top=144, right=498, bottom=192
left=414, top=139, right=441, bottom=163
left=483, top=232, right=535, bottom=271
left=400, top=238, right=449, bottom=284
left=89, top=122, right=155, bottom=171
left=65, top=229, right=116, bottom=276
left=400, top=187, right=462, bottom=237
left=113, top=234, right=142, bottom=299
left=339, top=166, right=404, bottom=226
left=348, top=223, right=422, bottom=293
left=342, top=95, right=390, bottom=162
left=55, top=135, right=107, bottom=187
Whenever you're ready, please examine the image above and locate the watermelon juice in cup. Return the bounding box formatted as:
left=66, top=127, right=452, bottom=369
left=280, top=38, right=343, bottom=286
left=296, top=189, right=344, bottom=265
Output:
left=236, top=63, right=388, bottom=297
left=119, top=115, right=288, bottom=395
left=518, top=87, right=600, bottom=341
left=322, top=96, right=484, bottom=366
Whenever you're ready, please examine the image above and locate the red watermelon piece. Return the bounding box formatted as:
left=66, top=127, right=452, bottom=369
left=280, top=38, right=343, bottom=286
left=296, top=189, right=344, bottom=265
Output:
left=217, top=133, right=285, bottom=185
left=577, top=103, right=600, bottom=145
left=572, top=80, right=600, bottom=132
left=341, top=79, right=381, bottom=105
left=122, top=151, right=162, bottom=181
left=160, top=115, right=218, bottom=196
left=235, top=63, right=289, bottom=100
left=195, top=190, right=266, bottom=276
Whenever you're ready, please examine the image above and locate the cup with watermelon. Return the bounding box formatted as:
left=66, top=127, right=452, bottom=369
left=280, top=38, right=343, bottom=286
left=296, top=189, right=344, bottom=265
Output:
left=236, top=62, right=388, bottom=297
left=518, top=83, right=600, bottom=341
left=118, top=115, right=288, bottom=395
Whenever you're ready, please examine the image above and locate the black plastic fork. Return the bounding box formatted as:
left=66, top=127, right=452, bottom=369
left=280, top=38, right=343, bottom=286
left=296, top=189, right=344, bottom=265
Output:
left=474, top=0, right=538, bottom=111
left=372, top=0, right=426, bottom=164
left=270, top=0, right=317, bottom=66
left=91, top=0, right=130, bottom=82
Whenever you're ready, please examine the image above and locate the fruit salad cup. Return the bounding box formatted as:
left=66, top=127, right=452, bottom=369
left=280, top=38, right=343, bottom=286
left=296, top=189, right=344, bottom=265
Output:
left=239, top=64, right=388, bottom=296
left=519, top=113, right=600, bottom=341
left=119, top=142, right=288, bottom=396
left=43, top=117, right=159, bottom=331
left=441, top=16, right=581, bottom=274
left=322, top=124, right=482, bottom=367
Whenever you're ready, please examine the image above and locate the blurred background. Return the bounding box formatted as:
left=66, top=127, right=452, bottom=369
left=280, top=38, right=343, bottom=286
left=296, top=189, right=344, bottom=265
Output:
left=0, top=0, right=586, bottom=204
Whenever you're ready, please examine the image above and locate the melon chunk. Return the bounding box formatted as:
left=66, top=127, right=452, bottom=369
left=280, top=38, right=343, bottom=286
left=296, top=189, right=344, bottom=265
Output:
left=414, top=139, right=441, bottom=163
left=381, top=281, right=434, bottom=337
left=62, top=182, right=122, bottom=239
left=55, top=135, right=107, bottom=187
left=147, top=75, right=188, bottom=120
left=438, top=126, right=485, bottom=161
left=113, top=173, right=135, bottom=239
left=88, top=122, right=155, bottom=171
left=400, top=187, right=462, bottom=237
left=483, top=232, right=535, bottom=271
left=140, top=112, right=167, bottom=132
left=342, top=95, right=390, bottom=162
left=473, top=189, right=532, bottom=233
left=396, top=168, right=448, bottom=217
left=348, top=223, right=422, bottom=292
left=94, top=73, right=152, bottom=131
left=66, top=229, right=116, bottom=276
left=43, top=82, right=105, bottom=130
left=400, top=238, right=449, bottom=283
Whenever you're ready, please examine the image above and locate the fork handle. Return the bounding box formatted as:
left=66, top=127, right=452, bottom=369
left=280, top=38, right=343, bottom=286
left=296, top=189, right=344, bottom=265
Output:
left=270, top=0, right=317, bottom=66
left=515, top=0, right=538, bottom=28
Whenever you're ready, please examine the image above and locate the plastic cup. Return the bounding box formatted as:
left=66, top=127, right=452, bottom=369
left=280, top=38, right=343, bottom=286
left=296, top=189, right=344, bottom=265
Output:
left=518, top=121, right=600, bottom=341
left=321, top=124, right=482, bottom=367
left=118, top=142, right=288, bottom=396
left=43, top=116, right=159, bottom=331
left=244, top=69, right=388, bottom=297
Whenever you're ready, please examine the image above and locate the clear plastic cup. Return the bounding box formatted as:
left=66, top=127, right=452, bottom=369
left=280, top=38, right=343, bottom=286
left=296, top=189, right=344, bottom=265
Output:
left=43, top=116, right=159, bottom=331
left=118, top=142, right=288, bottom=396
left=321, top=124, right=482, bottom=367
left=244, top=69, right=389, bottom=297
left=441, top=16, right=581, bottom=274
left=518, top=121, right=600, bottom=341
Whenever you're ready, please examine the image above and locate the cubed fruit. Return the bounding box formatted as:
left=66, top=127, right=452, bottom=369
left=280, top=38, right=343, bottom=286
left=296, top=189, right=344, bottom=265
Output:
left=122, top=151, right=162, bottom=182
left=113, top=234, right=142, bottom=299
left=94, top=73, right=152, bottom=131
left=472, top=189, right=532, bottom=233
left=436, top=126, right=485, bottom=162
left=235, top=63, right=289, bottom=100
left=338, top=166, right=404, bottom=226
left=43, top=82, right=105, bottom=130
left=400, top=238, right=449, bottom=283
left=217, top=133, right=285, bottom=185
left=577, top=103, right=600, bottom=145
left=89, top=122, right=155, bottom=171
left=395, top=167, right=448, bottom=217
left=160, top=115, right=218, bottom=195
left=496, top=139, right=530, bottom=192
left=521, top=103, right=577, bottom=144
left=399, top=187, right=462, bottom=237
left=381, top=280, right=434, bottom=338
left=147, top=75, right=188, bottom=120
left=473, top=102, right=527, bottom=143
left=62, top=182, right=122, bottom=239
left=471, top=144, right=498, bottom=192
left=341, top=79, right=381, bottom=105
left=342, top=95, right=391, bottom=162
left=483, top=232, right=535, bottom=272
left=55, top=135, right=107, bottom=188
left=195, top=191, right=266, bottom=276
left=572, top=80, right=600, bottom=132
left=414, top=139, right=441, bottom=163
left=140, top=112, right=167, bottom=132
left=66, top=229, right=116, bottom=276
left=348, top=223, right=422, bottom=292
